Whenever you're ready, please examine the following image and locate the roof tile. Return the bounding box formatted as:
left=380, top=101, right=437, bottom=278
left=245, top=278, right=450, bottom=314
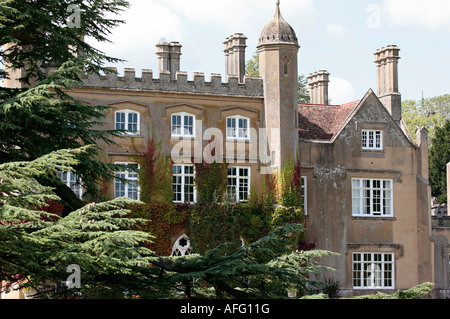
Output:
left=298, top=100, right=360, bottom=140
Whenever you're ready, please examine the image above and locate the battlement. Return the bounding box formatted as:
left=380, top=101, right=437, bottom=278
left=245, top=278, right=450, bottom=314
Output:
left=80, top=68, right=264, bottom=97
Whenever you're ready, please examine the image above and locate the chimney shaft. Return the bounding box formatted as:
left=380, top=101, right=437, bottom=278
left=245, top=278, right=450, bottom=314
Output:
left=156, top=41, right=182, bottom=81
left=374, top=45, right=401, bottom=124
left=308, top=70, right=330, bottom=105
left=224, top=33, right=247, bottom=83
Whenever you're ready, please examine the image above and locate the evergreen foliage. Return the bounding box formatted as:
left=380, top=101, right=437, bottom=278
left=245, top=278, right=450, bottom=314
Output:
left=429, top=120, right=450, bottom=204
left=0, top=0, right=130, bottom=211
left=0, top=148, right=157, bottom=299
left=0, top=148, right=158, bottom=298
left=153, top=224, right=337, bottom=299
left=0, top=0, right=129, bottom=84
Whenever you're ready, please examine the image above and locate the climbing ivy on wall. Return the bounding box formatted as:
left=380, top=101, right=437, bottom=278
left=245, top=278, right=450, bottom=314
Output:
left=132, top=134, right=173, bottom=205
left=127, top=134, right=307, bottom=256
left=128, top=202, right=192, bottom=256
left=194, top=159, right=228, bottom=204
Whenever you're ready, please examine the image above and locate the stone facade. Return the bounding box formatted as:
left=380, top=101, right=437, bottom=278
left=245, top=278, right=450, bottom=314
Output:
left=3, top=2, right=442, bottom=298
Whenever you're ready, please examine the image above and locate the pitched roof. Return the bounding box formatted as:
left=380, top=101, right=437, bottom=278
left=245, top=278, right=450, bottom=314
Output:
left=298, top=100, right=360, bottom=141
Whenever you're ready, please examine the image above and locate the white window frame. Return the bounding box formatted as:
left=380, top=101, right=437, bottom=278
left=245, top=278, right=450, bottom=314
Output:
left=172, top=234, right=192, bottom=256
left=58, top=171, right=83, bottom=199
left=352, top=178, right=393, bottom=217
left=115, top=109, right=140, bottom=135
left=172, top=164, right=196, bottom=204
left=301, top=176, right=307, bottom=215
left=227, top=167, right=251, bottom=203
left=226, top=115, right=250, bottom=141
left=171, top=112, right=195, bottom=138
left=362, top=130, right=383, bottom=151
left=114, top=163, right=140, bottom=201
left=352, top=252, right=395, bottom=289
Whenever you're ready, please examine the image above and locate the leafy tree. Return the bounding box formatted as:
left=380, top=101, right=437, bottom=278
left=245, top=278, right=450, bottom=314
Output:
left=402, top=94, right=450, bottom=142
left=0, top=148, right=156, bottom=299
left=245, top=51, right=310, bottom=104
left=0, top=0, right=129, bottom=85
left=151, top=223, right=337, bottom=299
left=298, top=74, right=310, bottom=104
left=429, top=120, right=450, bottom=204
left=351, top=282, right=434, bottom=300
left=246, top=51, right=260, bottom=77
left=0, top=0, right=131, bottom=211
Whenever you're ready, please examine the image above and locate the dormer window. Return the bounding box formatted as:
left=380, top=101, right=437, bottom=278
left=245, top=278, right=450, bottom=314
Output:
left=226, top=115, right=250, bottom=141
left=172, top=112, right=195, bottom=138
left=362, top=130, right=383, bottom=151
left=115, top=110, right=140, bottom=135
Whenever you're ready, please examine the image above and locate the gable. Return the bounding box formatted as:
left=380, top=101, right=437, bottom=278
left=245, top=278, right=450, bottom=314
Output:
left=335, top=90, right=414, bottom=148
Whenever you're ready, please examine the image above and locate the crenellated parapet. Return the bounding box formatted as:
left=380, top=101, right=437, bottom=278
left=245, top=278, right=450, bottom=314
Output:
left=80, top=68, right=264, bottom=97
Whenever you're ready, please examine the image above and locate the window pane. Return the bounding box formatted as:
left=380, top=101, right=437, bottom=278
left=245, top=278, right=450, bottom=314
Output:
left=172, top=115, right=181, bottom=135
left=116, top=112, right=126, bottom=130
left=172, top=165, right=196, bottom=203
left=227, top=118, right=236, bottom=138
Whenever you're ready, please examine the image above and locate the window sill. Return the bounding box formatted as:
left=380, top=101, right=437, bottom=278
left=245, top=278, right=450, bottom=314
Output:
left=352, top=216, right=395, bottom=220
left=226, top=138, right=251, bottom=143
left=118, top=132, right=142, bottom=137
left=171, top=136, right=195, bottom=140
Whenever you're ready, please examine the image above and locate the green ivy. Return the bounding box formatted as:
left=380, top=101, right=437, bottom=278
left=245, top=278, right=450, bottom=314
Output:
left=128, top=202, right=192, bottom=256
left=189, top=202, right=242, bottom=255
left=194, top=160, right=228, bottom=203
left=131, top=132, right=173, bottom=205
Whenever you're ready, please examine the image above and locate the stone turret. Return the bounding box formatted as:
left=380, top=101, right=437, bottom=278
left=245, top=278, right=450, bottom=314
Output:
left=257, top=0, right=300, bottom=170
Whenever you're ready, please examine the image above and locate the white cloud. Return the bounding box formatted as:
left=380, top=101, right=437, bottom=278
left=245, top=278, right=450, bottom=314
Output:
left=329, top=77, right=356, bottom=105
left=325, top=24, right=347, bottom=36
left=383, top=0, right=450, bottom=32
left=86, top=0, right=317, bottom=75
left=159, top=0, right=315, bottom=32
left=87, top=1, right=184, bottom=70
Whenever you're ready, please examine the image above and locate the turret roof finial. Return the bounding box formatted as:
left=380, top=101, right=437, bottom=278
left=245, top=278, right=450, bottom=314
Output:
left=275, top=0, right=281, bottom=18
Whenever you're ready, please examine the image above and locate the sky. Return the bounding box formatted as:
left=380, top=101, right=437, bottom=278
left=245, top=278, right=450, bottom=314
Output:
left=88, top=0, right=450, bottom=105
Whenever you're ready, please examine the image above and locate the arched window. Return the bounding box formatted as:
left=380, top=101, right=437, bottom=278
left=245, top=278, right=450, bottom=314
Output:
left=226, top=115, right=250, bottom=141
left=115, top=109, right=140, bottom=135
left=171, top=112, right=195, bottom=138
left=172, top=234, right=192, bottom=256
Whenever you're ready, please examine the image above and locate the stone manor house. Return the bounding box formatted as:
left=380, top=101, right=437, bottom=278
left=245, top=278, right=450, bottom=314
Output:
left=5, top=3, right=449, bottom=298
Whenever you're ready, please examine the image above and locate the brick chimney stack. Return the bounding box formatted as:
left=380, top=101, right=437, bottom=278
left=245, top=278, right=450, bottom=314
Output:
left=308, top=70, right=330, bottom=105
left=224, top=33, right=247, bottom=83
left=374, top=45, right=401, bottom=124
